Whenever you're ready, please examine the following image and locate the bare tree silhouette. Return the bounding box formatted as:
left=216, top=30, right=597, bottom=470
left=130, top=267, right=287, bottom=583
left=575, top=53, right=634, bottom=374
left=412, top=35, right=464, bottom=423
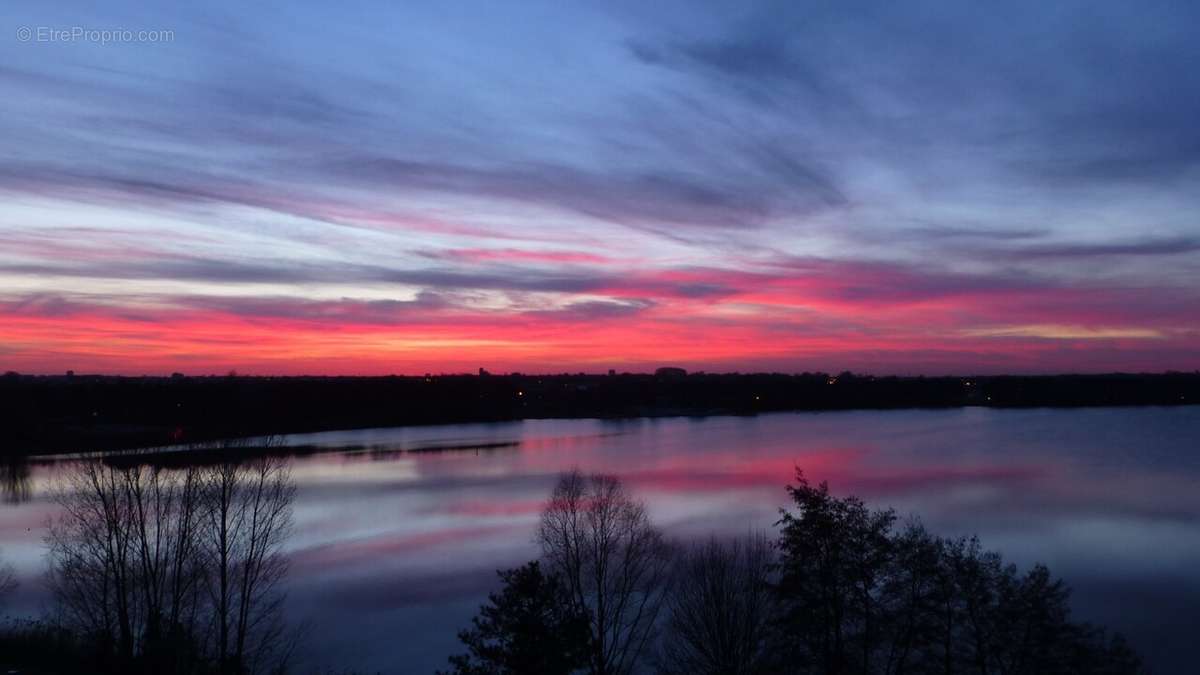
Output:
left=201, top=456, right=295, bottom=675
left=538, top=470, right=674, bottom=675
left=46, top=460, right=207, bottom=670
left=44, top=447, right=296, bottom=675
left=655, top=533, right=777, bottom=675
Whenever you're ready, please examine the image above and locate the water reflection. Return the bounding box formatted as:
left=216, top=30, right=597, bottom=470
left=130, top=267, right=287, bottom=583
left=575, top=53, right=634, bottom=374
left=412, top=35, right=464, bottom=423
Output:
left=1, top=407, right=1199, bottom=673
left=2, top=455, right=31, bottom=504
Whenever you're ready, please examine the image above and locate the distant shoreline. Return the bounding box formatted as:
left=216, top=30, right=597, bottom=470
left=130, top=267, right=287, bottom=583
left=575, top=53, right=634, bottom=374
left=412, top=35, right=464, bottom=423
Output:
left=3, top=371, right=1197, bottom=455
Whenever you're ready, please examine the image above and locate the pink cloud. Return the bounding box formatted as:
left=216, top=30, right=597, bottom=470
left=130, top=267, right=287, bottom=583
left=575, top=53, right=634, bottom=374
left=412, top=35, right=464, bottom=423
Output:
left=438, top=248, right=615, bottom=265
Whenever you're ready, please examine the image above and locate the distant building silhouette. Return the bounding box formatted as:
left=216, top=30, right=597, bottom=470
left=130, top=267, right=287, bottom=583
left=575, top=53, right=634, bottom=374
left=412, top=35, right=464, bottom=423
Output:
left=655, top=367, right=687, bottom=378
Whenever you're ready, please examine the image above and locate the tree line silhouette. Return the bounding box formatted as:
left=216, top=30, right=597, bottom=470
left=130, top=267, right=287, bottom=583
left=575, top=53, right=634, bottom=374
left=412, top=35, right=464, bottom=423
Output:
left=4, top=371, right=1196, bottom=454
left=443, top=470, right=1144, bottom=675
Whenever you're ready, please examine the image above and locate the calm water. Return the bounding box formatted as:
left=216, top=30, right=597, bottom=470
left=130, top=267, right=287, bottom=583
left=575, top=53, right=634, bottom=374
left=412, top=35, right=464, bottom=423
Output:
left=3, top=407, right=1199, bottom=673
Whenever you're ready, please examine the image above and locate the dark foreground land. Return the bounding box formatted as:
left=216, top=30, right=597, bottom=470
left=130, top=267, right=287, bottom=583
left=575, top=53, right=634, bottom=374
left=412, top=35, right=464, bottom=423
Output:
left=2, top=370, right=1197, bottom=454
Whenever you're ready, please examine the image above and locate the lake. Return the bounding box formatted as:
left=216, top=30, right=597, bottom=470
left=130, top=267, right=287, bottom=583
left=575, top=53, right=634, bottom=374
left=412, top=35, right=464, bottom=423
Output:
left=3, top=406, right=1199, bottom=673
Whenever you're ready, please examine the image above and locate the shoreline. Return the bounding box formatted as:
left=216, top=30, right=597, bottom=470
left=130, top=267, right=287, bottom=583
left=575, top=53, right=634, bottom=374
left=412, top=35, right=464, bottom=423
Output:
left=3, top=371, right=1197, bottom=456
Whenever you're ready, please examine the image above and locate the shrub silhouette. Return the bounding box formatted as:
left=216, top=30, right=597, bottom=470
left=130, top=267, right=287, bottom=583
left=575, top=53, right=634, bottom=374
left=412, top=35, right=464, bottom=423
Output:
left=441, top=561, right=589, bottom=675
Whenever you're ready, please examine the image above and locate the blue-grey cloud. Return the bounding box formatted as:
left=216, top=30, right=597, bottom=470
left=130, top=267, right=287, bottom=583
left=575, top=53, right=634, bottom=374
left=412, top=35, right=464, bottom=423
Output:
left=1014, top=238, right=1200, bottom=259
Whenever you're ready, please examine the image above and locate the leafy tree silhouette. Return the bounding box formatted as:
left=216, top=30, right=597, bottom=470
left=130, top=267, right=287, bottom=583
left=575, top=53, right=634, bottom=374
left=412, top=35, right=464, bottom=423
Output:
left=442, top=561, right=589, bottom=675
left=774, top=470, right=1144, bottom=675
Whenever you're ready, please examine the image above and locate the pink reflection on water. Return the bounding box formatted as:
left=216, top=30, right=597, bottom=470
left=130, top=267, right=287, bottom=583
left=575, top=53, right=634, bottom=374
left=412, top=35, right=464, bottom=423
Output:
left=4, top=409, right=1199, bottom=675
left=441, top=498, right=547, bottom=517
left=292, top=523, right=529, bottom=573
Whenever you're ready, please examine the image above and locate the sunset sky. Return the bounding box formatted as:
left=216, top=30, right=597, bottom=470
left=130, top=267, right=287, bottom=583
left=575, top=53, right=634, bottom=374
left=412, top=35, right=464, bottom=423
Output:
left=2, top=0, right=1198, bottom=375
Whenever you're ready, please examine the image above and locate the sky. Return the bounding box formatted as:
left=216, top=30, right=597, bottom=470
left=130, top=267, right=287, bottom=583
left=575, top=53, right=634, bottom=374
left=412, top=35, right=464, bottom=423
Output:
left=1, top=0, right=1198, bottom=375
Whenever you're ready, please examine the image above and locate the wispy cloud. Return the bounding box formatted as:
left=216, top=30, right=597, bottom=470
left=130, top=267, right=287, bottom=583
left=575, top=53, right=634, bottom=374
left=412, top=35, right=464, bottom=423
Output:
left=0, top=0, right=1197, bottom=373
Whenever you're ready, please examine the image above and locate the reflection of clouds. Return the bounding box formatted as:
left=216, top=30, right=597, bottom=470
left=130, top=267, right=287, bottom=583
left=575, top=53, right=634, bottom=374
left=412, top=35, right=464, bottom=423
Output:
left=439, top=498, right=547, bottom=518
left=622, top=447, right=864, bottom=491
left=4, top=409, right=1200, bottom=674
left=308, top=563, right=512, bottom=610
left=986, top=516, right=1200, bottom=576
left=844, top=464, right=1046, bottom=495
left=289, top=455, right=422, bottom=482
left=619, top=447, right=1046, bottom=508
left=0, top=505, right=52, bottom=538
left=247, top=409, right=1200, bottom=675
left=0, top=462, right=62, bottom=593
left=291, top=523, right=527, bottom=573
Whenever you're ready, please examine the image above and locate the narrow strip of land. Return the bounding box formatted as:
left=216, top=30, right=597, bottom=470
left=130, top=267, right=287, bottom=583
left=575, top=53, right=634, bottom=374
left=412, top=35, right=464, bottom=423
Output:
left=3, top=371, right=1196, bottom=454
